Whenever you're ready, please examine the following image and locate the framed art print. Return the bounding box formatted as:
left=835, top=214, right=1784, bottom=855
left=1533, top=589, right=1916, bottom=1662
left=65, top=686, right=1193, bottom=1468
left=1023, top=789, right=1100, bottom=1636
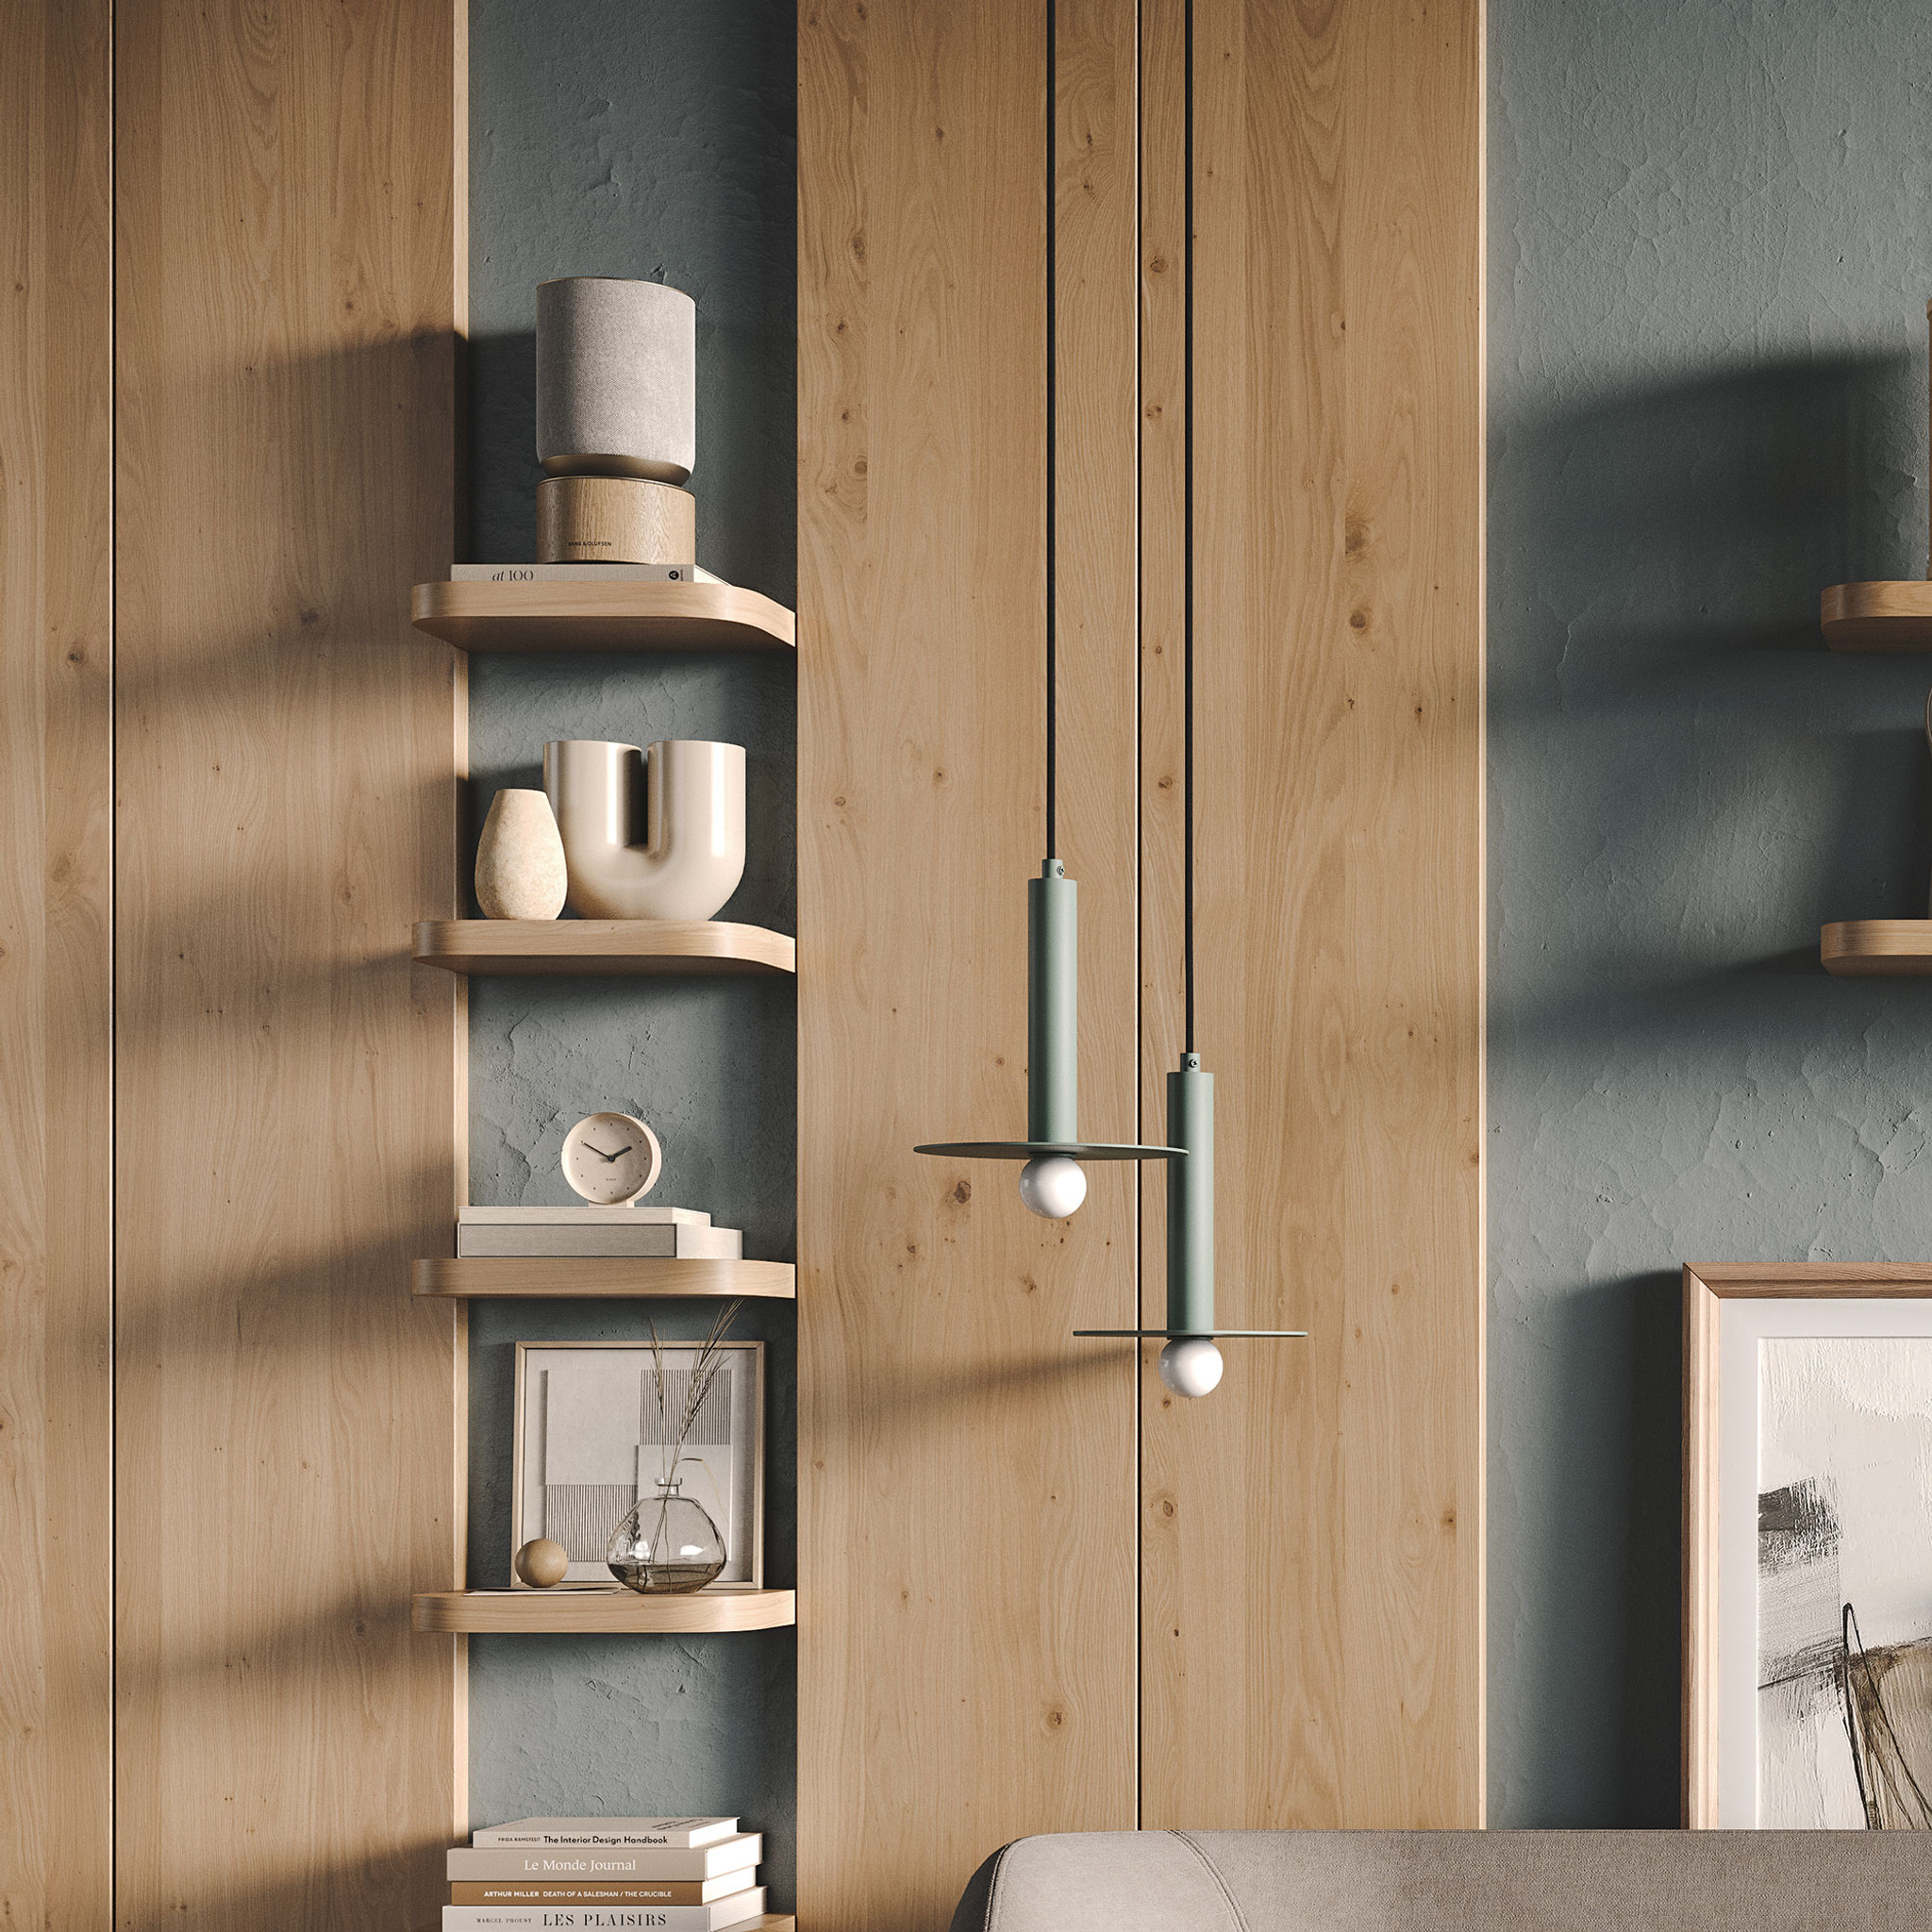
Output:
left=510, top=1339, right=765, bottom=1589
left=1684, top=1264, right=1932, bottom=1826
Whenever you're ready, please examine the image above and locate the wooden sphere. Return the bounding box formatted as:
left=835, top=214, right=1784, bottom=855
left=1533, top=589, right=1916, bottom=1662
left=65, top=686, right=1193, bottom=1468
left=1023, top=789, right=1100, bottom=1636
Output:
left=514, top=1537, right=569, bottom=1588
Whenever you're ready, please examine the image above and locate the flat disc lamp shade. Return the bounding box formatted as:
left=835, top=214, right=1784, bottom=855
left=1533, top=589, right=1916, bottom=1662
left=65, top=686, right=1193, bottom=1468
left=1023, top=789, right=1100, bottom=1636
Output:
left=916, top=863, right=1182, bottom=1191
left=1074, top=1056, right=1307, bottom=1381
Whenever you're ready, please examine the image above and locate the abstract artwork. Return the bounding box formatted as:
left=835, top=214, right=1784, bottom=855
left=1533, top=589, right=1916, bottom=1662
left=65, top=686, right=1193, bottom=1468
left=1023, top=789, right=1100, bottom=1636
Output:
left=1757, top=1337, right=1932, bottom=1826
left=1681, top=1267, right=1932, bottom=1825
left=510, top=1340, right=764, bottom=1587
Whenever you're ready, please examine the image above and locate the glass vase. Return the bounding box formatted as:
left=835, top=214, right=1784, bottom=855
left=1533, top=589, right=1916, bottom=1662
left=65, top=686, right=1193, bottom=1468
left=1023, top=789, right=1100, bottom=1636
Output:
left=607, top=1477, right=726, bottom=1593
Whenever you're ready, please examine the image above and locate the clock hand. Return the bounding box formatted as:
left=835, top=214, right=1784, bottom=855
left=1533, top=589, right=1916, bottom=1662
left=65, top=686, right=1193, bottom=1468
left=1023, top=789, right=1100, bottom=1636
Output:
left=587, top=1142, right=631, bottom=1162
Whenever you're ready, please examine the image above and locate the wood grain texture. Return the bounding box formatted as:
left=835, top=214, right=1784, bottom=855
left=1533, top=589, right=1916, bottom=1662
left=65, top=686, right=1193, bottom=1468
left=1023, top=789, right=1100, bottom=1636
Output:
left=1688, top=1261, right=1932, bottom=1294
left=0, top=5, right=114, bottom=1925
left=114, top=2, right=463, bottom=1924
left=797, top=1, right=1142, bottom=1924
left=412, top=1257, right=796, bottom=1300
left=412, top=1588, right=796, bottom=1634
left=1820, top=919, right=1932, bottom=975
left=411, top=578, right=795, bottom=652
left=414, top=918, right=796, bottom=976
left=1137, top=0, right=1485, bottom=1827
left=1820, top=579, right=1932, bottom=651
left=535, top=475, right=697, bottom=565
left=1681, top=1266, right=1720, bottom=1827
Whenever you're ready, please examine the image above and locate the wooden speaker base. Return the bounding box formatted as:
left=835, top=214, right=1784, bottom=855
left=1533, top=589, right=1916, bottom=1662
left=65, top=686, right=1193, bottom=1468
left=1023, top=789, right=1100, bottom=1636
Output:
left=537, top=475, right=696, bottom=564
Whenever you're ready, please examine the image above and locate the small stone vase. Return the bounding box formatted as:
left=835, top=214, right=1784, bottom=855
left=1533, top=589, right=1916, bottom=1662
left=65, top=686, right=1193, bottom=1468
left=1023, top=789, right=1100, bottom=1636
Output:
left=475, top=788, right=567, bottom=920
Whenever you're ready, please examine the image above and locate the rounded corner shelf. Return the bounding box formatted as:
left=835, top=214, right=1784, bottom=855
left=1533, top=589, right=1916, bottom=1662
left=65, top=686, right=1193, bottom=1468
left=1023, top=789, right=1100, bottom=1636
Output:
left=1822, top=581, right=1932, bottom=651
left=914, top=1139, right=1183, bottom=1160
left=412, top=918, right=795, bottom=978
left=411, top=578, right=795, bottom=653
left=1821, top=919, right=1932, bottom=975
left=411, top=1257, right=796, bottom=1300
left=411, top=1585, right=796, bottom=1634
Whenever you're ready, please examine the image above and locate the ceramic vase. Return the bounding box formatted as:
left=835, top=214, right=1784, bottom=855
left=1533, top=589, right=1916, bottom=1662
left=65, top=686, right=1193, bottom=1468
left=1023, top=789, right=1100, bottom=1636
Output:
left=543, top=738, right=746, bottom=922
left=475, top=788, right=568, bottom=921
left=537, top=277, right=697, bottom=485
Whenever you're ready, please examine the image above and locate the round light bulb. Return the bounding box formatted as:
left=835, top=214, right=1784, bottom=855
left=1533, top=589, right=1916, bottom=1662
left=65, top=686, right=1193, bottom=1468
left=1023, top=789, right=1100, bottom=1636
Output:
left=1017, top=1155, right=1087, bottom=1219
left=1158, top=1336, right=1224, bottom=1399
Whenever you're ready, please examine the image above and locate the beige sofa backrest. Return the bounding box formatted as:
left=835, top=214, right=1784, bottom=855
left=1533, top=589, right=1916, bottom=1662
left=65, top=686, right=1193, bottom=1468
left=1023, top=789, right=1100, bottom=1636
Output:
left=951, top=1828, right=1932, bottom=1931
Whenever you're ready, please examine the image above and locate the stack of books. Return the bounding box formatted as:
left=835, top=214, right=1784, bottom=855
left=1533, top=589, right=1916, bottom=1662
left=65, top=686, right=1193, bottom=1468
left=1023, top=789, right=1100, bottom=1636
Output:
left=458, top=1207, right=742, bottom=1260
left=444, top=1817, right=766, bottom=1929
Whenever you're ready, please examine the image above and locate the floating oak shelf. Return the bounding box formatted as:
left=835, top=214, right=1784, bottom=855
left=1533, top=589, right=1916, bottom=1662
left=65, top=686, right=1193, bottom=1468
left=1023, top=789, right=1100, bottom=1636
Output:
left=412, top=919, right=795, bottom=977
left=1821, top=580, right=1932, bottom=650
left=411, top=579, right=795, bottom=653
left=412, top=1257, right=796, bottom=1299
left=412, top=1586, right=797, bottom=1635
left=1821, top=919, right=1932, bottom=975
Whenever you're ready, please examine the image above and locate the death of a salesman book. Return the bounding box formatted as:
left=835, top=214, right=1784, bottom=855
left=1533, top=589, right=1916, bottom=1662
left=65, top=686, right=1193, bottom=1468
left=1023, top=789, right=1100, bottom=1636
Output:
left=471, top=1817, right=740, bottom=1851
left=441, top=1894, right=764, bottom=1931
left=450, top=1878, right=751, bottom=1906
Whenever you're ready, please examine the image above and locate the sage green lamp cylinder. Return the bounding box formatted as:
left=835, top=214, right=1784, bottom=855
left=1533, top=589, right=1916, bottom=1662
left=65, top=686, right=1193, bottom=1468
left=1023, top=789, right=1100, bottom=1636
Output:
left=1159, top=1054, right=1223, bottom=1396
left=1019, top=861, right=1085, bottom=1214
left=913, top=862, right=1181, bottom=1206
left=1027, top=861, right=1078, bottom=1141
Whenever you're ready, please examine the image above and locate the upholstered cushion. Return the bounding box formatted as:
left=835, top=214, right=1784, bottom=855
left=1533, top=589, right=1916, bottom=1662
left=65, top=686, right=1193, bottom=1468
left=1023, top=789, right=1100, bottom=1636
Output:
left=951, top=1828, right=1932, bottom=1932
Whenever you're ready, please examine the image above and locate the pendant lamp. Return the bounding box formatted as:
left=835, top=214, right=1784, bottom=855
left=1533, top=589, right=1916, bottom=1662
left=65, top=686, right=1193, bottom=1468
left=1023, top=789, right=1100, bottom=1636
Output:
left=915, top=0, right=1183, bottom=1216
left=1070, top=0, right=1305, bottom=1393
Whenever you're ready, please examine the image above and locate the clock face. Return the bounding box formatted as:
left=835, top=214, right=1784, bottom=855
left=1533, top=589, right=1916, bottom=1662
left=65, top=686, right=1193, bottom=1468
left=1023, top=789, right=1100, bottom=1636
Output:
left=561, top=1111, right=664, bottom=1205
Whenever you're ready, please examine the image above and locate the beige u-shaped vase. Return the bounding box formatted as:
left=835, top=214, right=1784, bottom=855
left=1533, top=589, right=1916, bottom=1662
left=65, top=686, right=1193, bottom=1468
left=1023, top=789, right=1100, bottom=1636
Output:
left=543, top=738, right=747, bottom=922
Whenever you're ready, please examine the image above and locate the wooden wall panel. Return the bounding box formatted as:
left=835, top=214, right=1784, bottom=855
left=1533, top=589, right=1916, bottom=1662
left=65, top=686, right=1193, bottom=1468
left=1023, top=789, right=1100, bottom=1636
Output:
left=0, top=5, right=114, bottom=1925
left=1137, top=0, right=1485, bottom=1827
left=113, top=2, right=464, bottom=1924
left=797, top=1, right=1142, bottom=1924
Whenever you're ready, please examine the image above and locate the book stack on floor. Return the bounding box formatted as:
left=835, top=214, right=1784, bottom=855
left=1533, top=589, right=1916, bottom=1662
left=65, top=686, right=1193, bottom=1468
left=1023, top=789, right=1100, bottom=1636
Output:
left=445, top=1816, right=766, bottom=1929
left=458, top=1208, right=742, bottom=1260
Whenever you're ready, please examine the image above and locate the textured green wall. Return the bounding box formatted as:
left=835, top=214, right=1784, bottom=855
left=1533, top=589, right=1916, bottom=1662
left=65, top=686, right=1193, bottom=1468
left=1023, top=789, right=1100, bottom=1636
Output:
left=463, top=0, right=797, bottom=1904
left=1491, top=0, right=1932, bottom=1823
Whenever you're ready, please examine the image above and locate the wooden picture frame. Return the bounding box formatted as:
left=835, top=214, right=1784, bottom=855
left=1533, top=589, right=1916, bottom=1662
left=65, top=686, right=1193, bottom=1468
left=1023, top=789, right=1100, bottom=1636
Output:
left=511, top=1339, right=766, bottom=1591
left=1683, top=1263, right=1932, bottom=1826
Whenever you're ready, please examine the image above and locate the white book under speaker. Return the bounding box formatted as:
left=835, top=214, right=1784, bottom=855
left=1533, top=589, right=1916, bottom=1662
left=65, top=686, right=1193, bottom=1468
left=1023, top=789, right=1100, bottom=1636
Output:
left=457, top=1208, right=741, bottom=1260
left=449, top=562, right=722, bottom=584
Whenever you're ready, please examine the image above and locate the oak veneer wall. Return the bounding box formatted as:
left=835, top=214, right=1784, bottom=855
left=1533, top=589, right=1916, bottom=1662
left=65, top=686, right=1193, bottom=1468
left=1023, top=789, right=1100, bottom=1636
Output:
left=114, top=1, right=465, bottom=1919
left=0, top=6, right=113, bottom=1927
left=799, top=0, right=1482, bottom=1920
left=1136, top=0, right=1485, bottom=1828
left=798, top=2, right=1143, bottom=1927
left=3, top=1, right=464, bottom=1924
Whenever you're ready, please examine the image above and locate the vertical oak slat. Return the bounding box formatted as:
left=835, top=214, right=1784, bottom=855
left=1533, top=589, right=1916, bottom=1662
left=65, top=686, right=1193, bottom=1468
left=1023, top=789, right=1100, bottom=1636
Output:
left=0, top=5, right=114, bottom=1925
left=1137, top=0, right=1485, bottom=1827
left=797, top=2, right=1143, bottom=1924
left=113, top=2, right=464, bottom=1922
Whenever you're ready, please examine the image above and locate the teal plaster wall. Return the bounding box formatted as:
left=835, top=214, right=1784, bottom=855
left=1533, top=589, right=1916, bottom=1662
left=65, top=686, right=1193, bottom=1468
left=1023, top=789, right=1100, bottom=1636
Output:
left=1490, top=0, right=1932, bottom=1822
left=462, top=0, right=797, bottom=1906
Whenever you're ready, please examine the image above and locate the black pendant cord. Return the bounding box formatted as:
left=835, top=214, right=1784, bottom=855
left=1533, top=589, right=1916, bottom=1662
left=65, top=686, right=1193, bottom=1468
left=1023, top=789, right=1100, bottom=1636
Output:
left=1182, top=0, right=1196, bottom=1055
left=1044, top=0, right=1059, bottom=862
